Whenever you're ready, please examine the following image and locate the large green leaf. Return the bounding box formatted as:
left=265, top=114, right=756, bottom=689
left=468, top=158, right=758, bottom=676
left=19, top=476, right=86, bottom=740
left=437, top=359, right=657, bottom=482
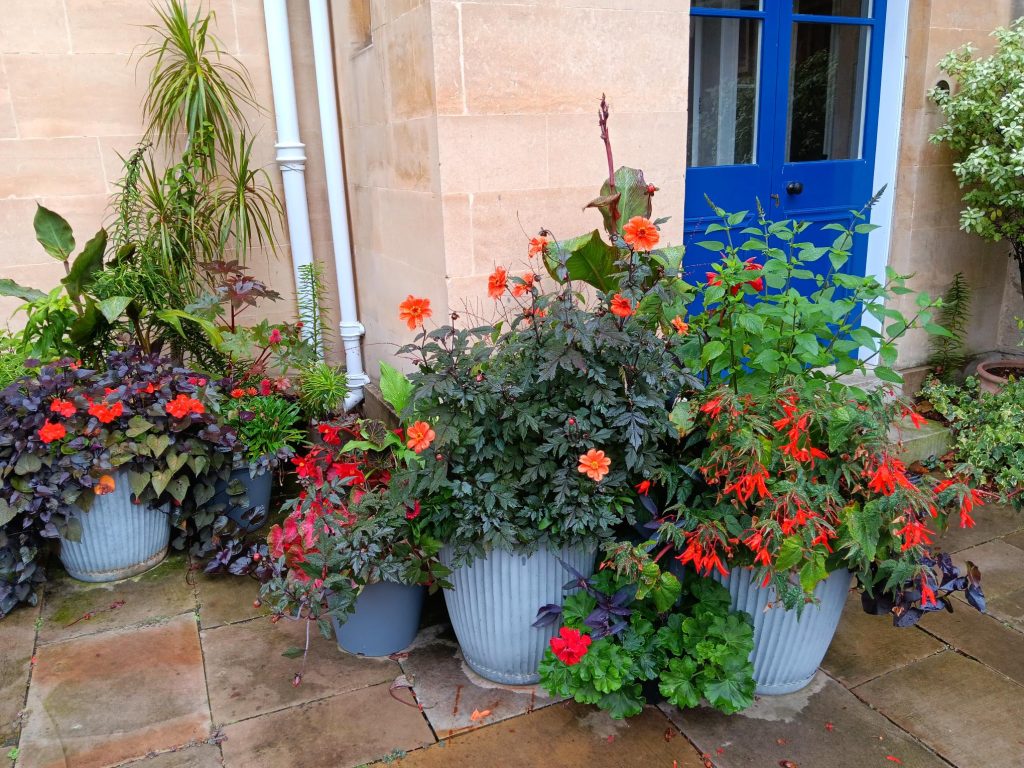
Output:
left=544, top=229, right=620, bottom=292
left=0, top=279, right=46, bottom=303
left=97, top=295, right=133, bottom=324
left=34, top=204, right=74, bottom=261
left=585, top=167, right=654, bottom=238
left=379, top=361, right=413, bottom=415
left=67, top=299, right=101, bottom=345
left=62, top=229, right=107, bottom=300
left=846, top=502, right=881, bottom=562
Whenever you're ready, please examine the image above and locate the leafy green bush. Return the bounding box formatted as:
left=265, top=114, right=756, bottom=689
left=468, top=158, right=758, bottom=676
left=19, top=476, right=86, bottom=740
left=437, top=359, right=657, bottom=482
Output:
left=921, top=376, right=1024, bottom=504
left=537, top=549, right=755, bottom=718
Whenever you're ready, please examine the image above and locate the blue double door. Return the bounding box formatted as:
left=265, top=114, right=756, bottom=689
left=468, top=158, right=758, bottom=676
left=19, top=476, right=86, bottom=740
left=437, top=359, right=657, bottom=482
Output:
left=684, top=0, right=887, bottom=279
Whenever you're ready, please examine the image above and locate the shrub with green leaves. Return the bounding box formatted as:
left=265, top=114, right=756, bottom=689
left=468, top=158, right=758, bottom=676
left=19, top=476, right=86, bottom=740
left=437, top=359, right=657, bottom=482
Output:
left=921, top=376, right=1024, bottom=505
left=536, top=549, right=755, bottom=718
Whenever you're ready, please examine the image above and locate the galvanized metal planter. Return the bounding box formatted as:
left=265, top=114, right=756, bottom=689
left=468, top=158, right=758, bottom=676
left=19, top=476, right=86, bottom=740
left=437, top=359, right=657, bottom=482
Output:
left=714, top=567, right=852, bottom=695
left=331, top=581, right=425, bottom=657
left=212, top=464, right=273, bottom=533
left=440, top=543, right=597, bottom=685
left=59, top=473, right=170, bottom=583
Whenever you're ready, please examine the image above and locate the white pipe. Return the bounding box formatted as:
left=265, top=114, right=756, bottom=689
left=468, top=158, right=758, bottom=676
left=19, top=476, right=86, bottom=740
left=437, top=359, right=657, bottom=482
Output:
left=263, top=0, right=316, bottom=343
left=309, top=0, right=368, bottom=411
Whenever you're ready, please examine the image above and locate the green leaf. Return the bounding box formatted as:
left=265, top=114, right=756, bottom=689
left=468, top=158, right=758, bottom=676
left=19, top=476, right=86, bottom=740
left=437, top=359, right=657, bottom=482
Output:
left=379, top=361, right=414, bottom=415
left=799, top=555, right=829, bottom=593
left=128, top=470, right=150, bottom=498
left=544, top=229, right=621, bottom=292
left=67, top=300, right=101, bottom=345
left=34, top=204, right=75, bottom=261
left=0, top=279, right=46, bottom=303
left=97, top=296, right=133, bottom=324
left=281, top=646, right=304, bottom=659
left=126, top=416, right=155, bottom=438
left=586, top=166, right=654, bottom=237
left=669, top=399, right=695, bottom=436
left=651, top=572, right=683, bottom=614
left=0, top=499, right=14, bottom=528
left=156, top=309, right=224, bottom=347
left=598, top=684, right=646, bottom=719
left=62, top=229, right=107, bottom=300
left=873, top=366, right=903, bottom=384
left=846, top=502, right=881, bottom=562
left=145, top=433, right=170, bottom=458
left=659, top=657, right=701, bottom=709
left=774, top=536, right=804, bottom=572
left=14, top=454, right=42, bottom=476
left=701, top=340, right=726, bottom=366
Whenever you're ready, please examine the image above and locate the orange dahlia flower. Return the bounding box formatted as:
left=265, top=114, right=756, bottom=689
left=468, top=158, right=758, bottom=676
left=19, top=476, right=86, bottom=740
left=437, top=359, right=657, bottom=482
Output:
left=406, top=421, right=436, bottom=453
left=622, top=216, right=660, bottom=251
left=398, top=295, right=432, bottom=330
left=610, top=294, right=634, bottom=319
left=487, top=267, right=508, bottom=300
left=578, top=449, right=611, bottom=482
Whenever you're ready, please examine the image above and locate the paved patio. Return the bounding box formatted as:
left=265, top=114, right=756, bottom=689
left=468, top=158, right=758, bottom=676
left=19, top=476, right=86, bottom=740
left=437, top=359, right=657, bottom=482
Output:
left=3, top=506, right=1022, bottom=768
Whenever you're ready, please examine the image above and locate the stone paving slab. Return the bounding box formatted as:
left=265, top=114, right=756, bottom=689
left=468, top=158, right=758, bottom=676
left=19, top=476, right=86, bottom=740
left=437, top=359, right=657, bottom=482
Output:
left=918, top=605, right=1024, bottom=686
left=1004, top=531, right=1024, bottom=551
left=220, top=681, right=434, bottom=768
left=194, top=571, right=266, bottom=629
left=392, top=701, right=704, bottom=767
left=823, top=593, right=945, bottom=688
left=661, top=672, right=949, bottom=768
left=37, top=555, right=195, bottom=645
left=936, top=504, right=1024, bottom=554
left=0, top=600, right=40, bottom=745
left=202, top=614, right=399, bottom=725
left=398, top=627, right=563, bottom=738
left=115, top=744, right=222, bottom=767
left=19, top=613, right=210, bottom=768
left=855, top=651, right=1024, bottom=768
left=947, top=539, right=1024, bottom=631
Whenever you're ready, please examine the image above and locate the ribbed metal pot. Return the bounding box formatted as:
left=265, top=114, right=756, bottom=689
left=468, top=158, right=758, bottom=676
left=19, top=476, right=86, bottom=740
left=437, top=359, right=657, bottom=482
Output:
left=441, top=543, right=597, bottom=685
left=714, top=567, right=852, bottom=695
left=212, top=465, right=273, bottom=533
left=331, top=581, right=425, bottom=657
left=59, top=473, right=170, bottom=583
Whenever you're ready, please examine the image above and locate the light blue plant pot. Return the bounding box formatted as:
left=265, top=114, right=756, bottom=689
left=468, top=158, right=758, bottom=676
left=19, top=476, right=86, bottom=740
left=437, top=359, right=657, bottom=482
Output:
left=331, top=581, right=425, bottom=657
left=212, top=464, right=273, bottom=533
left=59, top=473, right=170, bottom=583
left=714, top=567, right=852, bottom=695
left=440, top=543, right=597, bottom=685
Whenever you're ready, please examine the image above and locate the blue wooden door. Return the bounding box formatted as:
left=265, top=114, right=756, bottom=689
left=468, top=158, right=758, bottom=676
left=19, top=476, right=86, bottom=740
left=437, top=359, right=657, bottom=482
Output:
left=684, top=0, right=887, bottom=282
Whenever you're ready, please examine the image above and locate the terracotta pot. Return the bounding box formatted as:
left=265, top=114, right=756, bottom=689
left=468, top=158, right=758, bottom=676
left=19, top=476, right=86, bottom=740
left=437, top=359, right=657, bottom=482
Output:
left=976, top=360, right=1024, bottom=395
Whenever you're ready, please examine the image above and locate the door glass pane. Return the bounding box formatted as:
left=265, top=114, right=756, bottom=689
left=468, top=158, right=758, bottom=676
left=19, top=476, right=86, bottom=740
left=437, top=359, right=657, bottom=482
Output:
left=688, top=16, right=761, bottom=167
left=693, top=0, right=762, bottom=9
left=787, top=22, right=869, bottom=162
left=793, top=0, right=871, bottom=18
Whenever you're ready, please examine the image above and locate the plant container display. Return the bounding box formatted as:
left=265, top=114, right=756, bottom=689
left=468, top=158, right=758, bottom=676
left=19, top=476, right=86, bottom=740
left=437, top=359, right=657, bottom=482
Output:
left=714, top=567, right=851, bottom=695
left=975, top=360, right=1024, bottom=394
left=59, top=471, right=170, bottom=583
left=331, top=581, right=425, bottom=656
left=441, top=543, right=597, bottom=685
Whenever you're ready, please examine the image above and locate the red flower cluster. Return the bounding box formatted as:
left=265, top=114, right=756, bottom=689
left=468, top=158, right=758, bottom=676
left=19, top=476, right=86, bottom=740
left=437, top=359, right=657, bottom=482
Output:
left=773, top=395, right=828, bottom=465
left=867, top=455, right=914, bottom=496
left=38, top=420, right=67, bottom=444
left=676, top=528, right=729, bottom=578
left=707, top=259, right=763, bottom=295
left=165, top=394, right=205, bottom=419
left=934, top=479, right=985, bottom=528
left=723, top=465, right=770, bottom=504
left=50, top=398, right=76, bottom=418
left=895, top=516, right=934, bottom=552
left=87, top=399, right=124, bottom=424
left=550, top=627, right=592, bottom=665
left=318, top=423, right=342, bottom=446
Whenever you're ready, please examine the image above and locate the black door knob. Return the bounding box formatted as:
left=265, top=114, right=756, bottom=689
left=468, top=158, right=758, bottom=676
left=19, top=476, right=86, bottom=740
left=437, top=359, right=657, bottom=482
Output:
left=786, top=181, right=804, bottom=195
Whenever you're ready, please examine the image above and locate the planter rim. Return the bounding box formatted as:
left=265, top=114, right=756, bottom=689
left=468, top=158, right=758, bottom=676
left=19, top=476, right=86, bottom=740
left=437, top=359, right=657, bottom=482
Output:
left=977, top=359, right=1024, bottom=382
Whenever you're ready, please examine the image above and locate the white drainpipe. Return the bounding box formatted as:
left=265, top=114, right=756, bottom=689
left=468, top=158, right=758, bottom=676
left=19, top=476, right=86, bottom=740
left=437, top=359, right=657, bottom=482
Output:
left=262, top=0, right=315, bottom=319
left=309, top=0, right=368, bottom=410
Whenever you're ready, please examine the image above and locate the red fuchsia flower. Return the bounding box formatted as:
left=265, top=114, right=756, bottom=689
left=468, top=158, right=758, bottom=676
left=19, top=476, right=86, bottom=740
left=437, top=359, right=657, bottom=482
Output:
left=549, top=627, right=592, bottom=665
left=318, top=423, right=342, bottom=446
left=38, top=420, right=67, bottom=444
left=920, top=574, right=937, bottom=608
left=895, top=516, right=934, bottom=551
left=700, top=397, right=724, bottom=419
left=671, top=316, right=689, bottom=335
left=165, top=394, right=205, bottom=419
left=635, top=480, right=651, bottom=496
left=723, top=465, right=771, bottom=504
left=87, top=400, right=124, bottom=424
left=609, top=294, right=634, bottom=319
left=867, top=455, right=914, bottom=496
left=230, top=388, right=246, bottom=399
left=260, top=379, right=273, bottom=396
left=676, top=529, right=729, bottom=578
left=528, top=235, right=550, bottom=259
left=578, top=449, right=611, bottom=482
left=622, top=216, right=660, bottom=251
left=511, top=272, right=536, bottom=298
left=405, top=500, right=421, bottom=520
left=958, top=487, right=985, bottom=528
left=399, top=295, right=432, bottom=330
left=268, top=328, right=282, bottom=345
left=50, top=398, right=76, bottom=418
left=406, top=421, right=436, bottom=453
left=902, top=406, right=927, bottom=429
left=706, top=271, right=723, bottom=287
left=487, top=267, right=508, bottom=300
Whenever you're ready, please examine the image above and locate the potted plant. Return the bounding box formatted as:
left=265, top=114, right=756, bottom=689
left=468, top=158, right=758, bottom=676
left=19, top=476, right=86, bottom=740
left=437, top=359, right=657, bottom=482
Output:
left=216, top=389, right=304, bottom=532
left=259, top=363, right=448, bottom=660
left=931, top=20, right=1024, bottom=387
left=0, top=350, right=237, bottom=584
left=648, top=205, right=990, bottom=694
left=535, top=542, right=756, bottom=718
left=396, top=166, right=687, bottom=682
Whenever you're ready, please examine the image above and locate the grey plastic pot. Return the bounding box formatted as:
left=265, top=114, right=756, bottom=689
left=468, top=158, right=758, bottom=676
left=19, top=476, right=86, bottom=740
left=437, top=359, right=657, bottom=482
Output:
left=330, top=581, right=425, bottom=656
left=212, top=464, right=273, bottom=533
left=714, top=567, right=852, bottom=695
left=440, top=543, right=597, bottom=685
left=59, top=473, right=170, bottom=583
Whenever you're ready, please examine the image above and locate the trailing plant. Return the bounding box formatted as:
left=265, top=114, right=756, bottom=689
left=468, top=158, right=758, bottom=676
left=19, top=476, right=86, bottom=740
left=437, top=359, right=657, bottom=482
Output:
left=930, top=20, right=1024, bottom=302
left=927, top=272, right=971, bottom=382
left=535, top=545, right=755, bottom=718
left=0, top=350, right=238, bottom=617
left=921, top=375, right=1024, bottom=506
